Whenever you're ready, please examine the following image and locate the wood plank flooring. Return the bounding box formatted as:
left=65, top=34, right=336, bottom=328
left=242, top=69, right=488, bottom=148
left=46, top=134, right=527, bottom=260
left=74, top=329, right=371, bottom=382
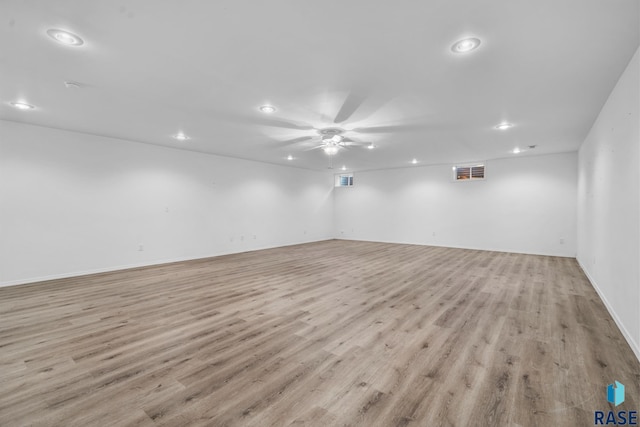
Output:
left=0, top=240, right=638, bottom=426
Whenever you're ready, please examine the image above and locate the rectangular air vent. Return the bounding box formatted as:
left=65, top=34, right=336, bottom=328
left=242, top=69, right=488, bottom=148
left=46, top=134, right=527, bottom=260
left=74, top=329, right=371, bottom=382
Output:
left=453, top=164, right=485, bottom=181
left=335, top=173, right=354, bottom=187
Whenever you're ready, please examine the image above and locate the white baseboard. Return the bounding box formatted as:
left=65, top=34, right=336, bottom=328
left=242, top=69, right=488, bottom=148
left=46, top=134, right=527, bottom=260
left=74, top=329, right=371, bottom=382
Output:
left=0, top=238, right=333, bottom=288
left=577, top=259, right=640, bottom=363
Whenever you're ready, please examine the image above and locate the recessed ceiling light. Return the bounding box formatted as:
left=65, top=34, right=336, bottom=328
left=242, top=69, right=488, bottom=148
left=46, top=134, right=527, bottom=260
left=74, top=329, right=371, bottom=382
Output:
left=367, top=143, right=375, bottom=150
left=10, top=101, right=35, bottom=110
left=173, top=133, right=189, bottom=141
left=323, top=145, right=339, bottom=156
left=47, top=29, right=84, bottom=46
left=512, top=148, right=521, bottom=154
left=287, top=154, right=293, bottom=160
left=411, top=158, right=418, bottom=164
left=451, top=37, right=481, bottom=53
left=495, top=123, right=514, bottom=130
left=259, top=105, right=276, bottom=113
left=341, top=165, right=347, bottom=171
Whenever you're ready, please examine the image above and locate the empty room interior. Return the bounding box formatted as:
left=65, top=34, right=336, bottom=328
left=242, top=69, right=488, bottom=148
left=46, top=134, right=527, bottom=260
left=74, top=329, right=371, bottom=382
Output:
left=1, top=1, right=639, bottom=426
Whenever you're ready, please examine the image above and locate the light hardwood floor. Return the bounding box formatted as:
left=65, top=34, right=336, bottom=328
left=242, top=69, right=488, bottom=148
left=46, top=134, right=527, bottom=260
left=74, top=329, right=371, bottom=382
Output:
left=0, top=240, right=638, bottom=426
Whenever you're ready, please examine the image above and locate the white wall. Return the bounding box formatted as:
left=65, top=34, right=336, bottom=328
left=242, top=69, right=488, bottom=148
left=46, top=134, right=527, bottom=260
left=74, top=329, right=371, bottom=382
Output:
left=333, top=152, right=577, bottom=257
left=577, top=48, right=640, bottom=360
left=0, top=120, right=333, bottom=286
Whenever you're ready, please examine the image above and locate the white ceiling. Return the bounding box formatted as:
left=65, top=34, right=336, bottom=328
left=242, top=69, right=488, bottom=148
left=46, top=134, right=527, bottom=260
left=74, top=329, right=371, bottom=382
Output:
left=1, top=0, right=638, bottom=171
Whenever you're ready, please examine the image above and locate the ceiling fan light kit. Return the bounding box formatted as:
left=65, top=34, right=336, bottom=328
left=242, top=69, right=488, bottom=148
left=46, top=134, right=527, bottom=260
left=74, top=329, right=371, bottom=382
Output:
left=323, top=145, right=340, bottom=156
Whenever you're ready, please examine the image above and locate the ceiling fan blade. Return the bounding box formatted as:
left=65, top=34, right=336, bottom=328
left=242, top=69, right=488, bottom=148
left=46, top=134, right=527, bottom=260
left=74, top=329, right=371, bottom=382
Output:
left=304, top=145, right=325, bottom=152
left=342, top=136, right=368, bottom=145
left=339, top=137, right=372, bottom=149
left=333, top=89, right=368, bottom=124
left=216, top=112, right=315, bottom=131
left=350, top=123, right=434, bottom=134
left=272, top=136, right=314, bottom=147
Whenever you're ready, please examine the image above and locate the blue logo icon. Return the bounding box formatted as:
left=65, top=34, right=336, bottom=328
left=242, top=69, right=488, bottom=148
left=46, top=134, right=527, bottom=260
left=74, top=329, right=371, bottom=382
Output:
left=607, top=381, right=625, bottom=406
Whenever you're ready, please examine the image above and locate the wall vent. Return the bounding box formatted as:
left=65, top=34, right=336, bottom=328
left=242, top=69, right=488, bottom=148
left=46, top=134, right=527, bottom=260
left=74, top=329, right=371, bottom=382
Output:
left=453, top=164, right=485, bottom=181
left=335, top=173, right=354, bottom=187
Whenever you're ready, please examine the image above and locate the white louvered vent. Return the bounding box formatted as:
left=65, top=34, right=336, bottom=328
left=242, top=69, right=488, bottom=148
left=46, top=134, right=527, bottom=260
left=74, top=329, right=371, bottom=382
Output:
left=335, top=173, right=354, bottom=187
left=453, top=164, right=485, bottom=181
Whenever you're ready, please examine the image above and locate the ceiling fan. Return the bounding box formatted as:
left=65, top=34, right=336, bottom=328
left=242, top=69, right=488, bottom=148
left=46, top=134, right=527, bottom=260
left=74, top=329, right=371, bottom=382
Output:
left=224, top=88, right=434, bottom=159
left=303, top=127, right=374, bottom=156
left=257, top=91, right=391, bottom=160
left=269, top=126, right=375, bottom=169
